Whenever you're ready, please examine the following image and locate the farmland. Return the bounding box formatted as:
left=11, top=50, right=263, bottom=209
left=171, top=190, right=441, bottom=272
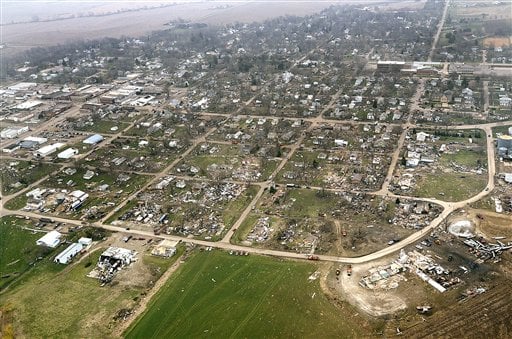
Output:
left=1, top=1, right=338, bottom=57
left=125, top=250, right=366, bottom=338
left=401, top=277, right=512, bottom=338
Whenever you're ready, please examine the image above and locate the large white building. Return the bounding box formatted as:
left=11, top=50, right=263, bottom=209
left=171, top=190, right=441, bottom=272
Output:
left=54, top=243, right=83, bottom=264
left=1, top=126, right=29, bottom=139
left=57, top=148, right=79, bottom=159
left=36, top=230, right=62, bottom=248
left=34, top=142, right=65, bottom=157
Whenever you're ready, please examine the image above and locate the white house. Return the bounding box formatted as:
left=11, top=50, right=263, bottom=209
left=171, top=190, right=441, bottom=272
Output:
left=499, top=96, right=511, bottom=107
left=78, top=237, right=93, bottom=246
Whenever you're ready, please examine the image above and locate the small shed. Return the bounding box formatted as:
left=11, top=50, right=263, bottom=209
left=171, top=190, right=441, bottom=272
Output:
left=78, top=237, right=93, bottom=246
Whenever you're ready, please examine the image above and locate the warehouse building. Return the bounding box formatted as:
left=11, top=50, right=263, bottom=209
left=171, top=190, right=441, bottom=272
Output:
left=1, top=126, right=29, bottom=139
left=54, top=243, right=83, bottom=264
left=36, top=230, right=62, bottom=248
left=57, top=148, right=79, bottom=159
left=34, top=142, right=65, bottom=157
left=83, top=134, right=104, bottom=145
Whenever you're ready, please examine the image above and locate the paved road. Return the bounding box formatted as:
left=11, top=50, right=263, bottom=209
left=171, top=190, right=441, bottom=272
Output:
left=429, top=0, right=450, bottom=62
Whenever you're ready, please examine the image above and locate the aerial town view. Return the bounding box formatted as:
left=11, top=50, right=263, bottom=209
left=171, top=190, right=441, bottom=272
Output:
left=1, top=0, right=512, bottom=337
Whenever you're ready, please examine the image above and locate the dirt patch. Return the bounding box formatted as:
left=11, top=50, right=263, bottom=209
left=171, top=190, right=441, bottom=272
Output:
left=483, top=37, right=512, bottom=48
left=100, top=233, right=161, bottom=288
left=327, top=257, right=408, bottom=317
left=468, top=208, right=512, bottom=239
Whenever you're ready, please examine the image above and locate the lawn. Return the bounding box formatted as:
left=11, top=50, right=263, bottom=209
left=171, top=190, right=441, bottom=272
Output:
left=45, top=167, right=145, bottom=191
left=3, top=194, right=29, bottom=211
left=0, top=216, right=56, bottom=290
left=413, top=172, right=487, bottom=202
left=125, top=250, right=361, bottom=338
left=285, top=188, right=338, bottom=217
left=492, top=125, right=512, bottom=136
left=232, top=213, right=261, bottom=244
left=439, top=149, right=487, bottom=168
left=222, top=185, right=259, bottom=229
left=0, top=251, right=137, bottom=338
left=85, top=146, right=180, bottom=173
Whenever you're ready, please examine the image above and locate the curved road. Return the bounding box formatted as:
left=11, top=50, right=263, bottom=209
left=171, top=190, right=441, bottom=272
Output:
left=0, top=121, right=499, bottom=265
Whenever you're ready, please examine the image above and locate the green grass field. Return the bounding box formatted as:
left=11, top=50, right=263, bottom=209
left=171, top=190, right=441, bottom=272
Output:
left=285, top=189, right=337, bottom=217
left=492, top=125, right=512, bottom=136
left=222, top=185, right=259, bottom=227
left=75, top=120, right=130, bottom=134
left=0, top=216, right=56, bottom=290
left=0, top=251, right=137, bottom=338
left=413, top=172, right=487, bottom=202
left=439, top=149, right=486, bottom=168
left=125, top=250, right=360, bottom=338
left=232, top=213, right=261, bottom=244
left=3, top=194, right=29, bottom=211
left=0, top=247, right=179, bottom=338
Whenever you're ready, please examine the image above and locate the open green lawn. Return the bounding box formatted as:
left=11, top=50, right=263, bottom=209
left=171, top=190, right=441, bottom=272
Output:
left=492, top=125, right=512, bottom=136
left=3, top=194, right=29, bottom=211
left=413, top=172, right=487, bottom=202
left=286, top=189, right=338, bottom=217
left=1, top=251, right=137, bottom=338
left=0, top=216, right=56, bottom=290
left=125, top=250, right=361, bottom=339
left=439, top=149, right=486, bottom=168
left=45, top=167, right=148, bottom=193
left=232, top=213, right=261, bottom=244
